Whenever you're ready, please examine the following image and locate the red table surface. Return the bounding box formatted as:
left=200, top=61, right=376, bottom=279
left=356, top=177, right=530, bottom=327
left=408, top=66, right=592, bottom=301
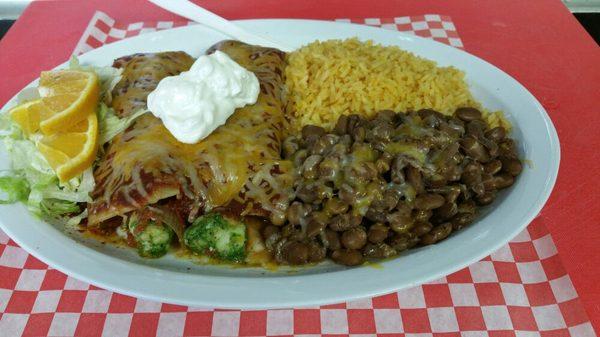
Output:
left=1, top=0, right=599, bottom=331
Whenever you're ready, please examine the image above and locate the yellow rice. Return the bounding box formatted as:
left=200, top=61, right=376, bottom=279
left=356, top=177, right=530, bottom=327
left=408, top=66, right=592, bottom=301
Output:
left=285, top=38, right=508, bottom=130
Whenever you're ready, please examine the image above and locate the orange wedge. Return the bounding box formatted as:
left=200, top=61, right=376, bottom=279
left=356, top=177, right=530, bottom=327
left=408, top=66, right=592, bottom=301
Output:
left=38, top=70, right=99, bottom=134
left=37, top=112, right=99, bottom=182
left=9, top=100, right=45, bottom=136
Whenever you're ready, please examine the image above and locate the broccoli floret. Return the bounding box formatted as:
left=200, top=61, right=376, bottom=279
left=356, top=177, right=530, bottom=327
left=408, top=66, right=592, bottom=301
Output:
left=128, top=216, right=174, bottom=258
left=183, top=213, right=247, bottom=263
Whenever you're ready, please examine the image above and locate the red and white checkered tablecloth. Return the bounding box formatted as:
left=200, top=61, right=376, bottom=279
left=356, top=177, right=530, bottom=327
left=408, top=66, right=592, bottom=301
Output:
left=0, top=10, right=596, bottom=337
left=72, top=11, right=464, bottom=55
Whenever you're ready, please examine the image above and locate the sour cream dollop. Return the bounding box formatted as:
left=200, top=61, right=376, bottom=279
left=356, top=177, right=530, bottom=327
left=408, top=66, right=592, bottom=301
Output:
left=147, top=51, right=259, bottom=144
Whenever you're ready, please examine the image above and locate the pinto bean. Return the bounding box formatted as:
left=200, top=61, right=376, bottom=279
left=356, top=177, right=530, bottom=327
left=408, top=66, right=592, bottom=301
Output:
left=325, top=230, right=341, bottom=251
left=456, top=107, right=482, bottom=122
left=324, top=198, right=349, bottom=215
left=283, top=242, right=309, bottom=265
left=412, top=222, right=433, bottom=236
left=484, top=160, right=502, bottom=175
left=415, top=194, right=446, bottom=210
left=368, top=223, right=389, bottom=243
left=421, top=223, right=452, bottom=245
left=406, top=166, right=424, bottom=194
left=363, top=243, right=396, bottom=258
left=341, top=227, right=368, bottom=249
left=302, top=125, right=326, bottom=139
left=331, top=249, right=364, bottom=266
left=485, top=127, right=506, bottom=142
left=494, top=173, right=515, bottom=189
left=461, top=137, right=490, bottom=162
left=387, top=210, right=414, bottom=233
left=501, top=157, right=523, bottom=176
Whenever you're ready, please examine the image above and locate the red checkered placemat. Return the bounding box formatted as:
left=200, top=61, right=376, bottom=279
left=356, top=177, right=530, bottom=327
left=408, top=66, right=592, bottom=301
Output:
left=0, top=10, right=596, bottom=337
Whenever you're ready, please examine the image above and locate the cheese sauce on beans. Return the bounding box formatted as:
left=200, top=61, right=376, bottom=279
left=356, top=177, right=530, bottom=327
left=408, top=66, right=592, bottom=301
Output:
left=263, top=108, right=522, bottom=266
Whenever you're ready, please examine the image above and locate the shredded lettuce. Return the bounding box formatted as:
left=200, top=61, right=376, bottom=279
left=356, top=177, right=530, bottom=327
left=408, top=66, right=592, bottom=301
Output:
left=0, top=56, right=132, bottom=226
left=98, top=103, right=147, bottom=145
left=0, top=174, right=30, bottom=204
left=0, top=113, right=94, bottom=224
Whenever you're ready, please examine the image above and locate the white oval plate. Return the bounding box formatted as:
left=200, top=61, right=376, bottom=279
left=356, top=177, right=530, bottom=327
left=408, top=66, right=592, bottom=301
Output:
left=0, top=19, right=559, bottom=309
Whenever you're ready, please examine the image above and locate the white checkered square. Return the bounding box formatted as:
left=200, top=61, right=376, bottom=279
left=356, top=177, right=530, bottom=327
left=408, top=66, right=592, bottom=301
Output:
left=139, top=28, right=157, bottom=35
left=411, top=21, right=429, bottom=31
left=470, top=261, right=499, bottom=283
left=0, top=314, right=28, bottom=337
left=449, top=38, right=464, bottom=48
left=442, top=21, right=456, bottom=31
left=0, top=245, right=29, bottom=268
left=133, top=298, right=162, bottom=312
left=512, top=229, right=531, bottom=243
left=14, top=269, right=46, bottom=291
left=108, top=27, right=127, bottom=39
left=211, top=311, right=240, bottom=336
left=461, top=332, right=490, bottom=337
left=394, top=16, right=411, bottom=24
left=428, top=307, right=459, bottom=332
left=31, top=290, right=62, bottom=313
left=500, top=283, right=530, bottom=306
left=364, top=18, right=381, bottom=25
left=101, top=314, right=133, bottom=337
left=320, top=309, right=349, bottom=334
left=568, top=322, right=597, bottom=337
left=425, top=276, right=447, bottom=284
left=156, top=312, right=186, bottom=337
left=381, top=23, right=398, bottom=30
left=127, top=22, right=144, bottom=30
left=481, top=306, right=513, bottom=330
left=346, top=297, right=373, bottom=309
left=490, top=244, right=515, bottom=262
left=425, top=14, right=441, bottom=21
left=64, top=276, right=90, bottom=290
left=82, top=290, right=112, bottom=313
left=187, top=306, right=213, bottom=312
left=517, top=261, right=547, bottom=284
left=397, top=286, right=426, bottom=308
left=533, top=235, right=557, bottom=259
left=515, top=331, right=540, bottom=337
left=266, top=309, right=293, bottom=335
left=156, top=21, right=174, bottom=29
left=449, top=284, right=480, bottom=306
left=95, top=10, right=115, bottom=26
left=532, top=304, right=566, bottom=330
left=90, top=27, right=108, bottom=42
left=0, top=288, right=12, bottom=312
left=48, top=313, right=81, bottom=337
left=550, top=275, right=578, bottom=302
left=374, top=309, right=403, bottom=333
left=430, top=29, right=448, bottom=38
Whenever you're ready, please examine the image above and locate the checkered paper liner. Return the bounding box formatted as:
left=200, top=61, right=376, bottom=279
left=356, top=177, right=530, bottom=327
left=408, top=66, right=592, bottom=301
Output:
left=0, top=10, right=596, bottom=337
left=72, top=11, right=463, bottom=55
